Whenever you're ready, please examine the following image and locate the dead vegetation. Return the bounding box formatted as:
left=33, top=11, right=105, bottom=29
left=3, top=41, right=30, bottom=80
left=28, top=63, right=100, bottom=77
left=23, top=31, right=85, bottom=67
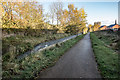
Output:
left=94, top=29, right=120, bottom=52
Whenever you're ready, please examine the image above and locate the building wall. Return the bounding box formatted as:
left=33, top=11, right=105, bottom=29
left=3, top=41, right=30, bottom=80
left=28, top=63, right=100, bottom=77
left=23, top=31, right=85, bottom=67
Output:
left=100, top=26, right=107, bottom=30
left=112, top=25, right=120, bottom=29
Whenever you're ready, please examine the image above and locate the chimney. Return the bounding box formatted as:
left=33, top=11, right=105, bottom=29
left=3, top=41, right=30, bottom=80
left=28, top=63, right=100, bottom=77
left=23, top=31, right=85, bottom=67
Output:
left=115, top=20, right=117, bottom=24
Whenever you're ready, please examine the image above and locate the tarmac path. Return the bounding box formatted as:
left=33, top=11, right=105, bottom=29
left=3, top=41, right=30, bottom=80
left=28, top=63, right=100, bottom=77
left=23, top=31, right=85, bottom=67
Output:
left=39, top=32, right=101, bottom=78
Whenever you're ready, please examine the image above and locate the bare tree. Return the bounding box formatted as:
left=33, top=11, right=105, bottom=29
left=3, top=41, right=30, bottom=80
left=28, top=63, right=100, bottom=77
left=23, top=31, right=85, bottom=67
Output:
left=49, top=3, right=56, bottom=24
left=49, top=2, right=63, bottom=26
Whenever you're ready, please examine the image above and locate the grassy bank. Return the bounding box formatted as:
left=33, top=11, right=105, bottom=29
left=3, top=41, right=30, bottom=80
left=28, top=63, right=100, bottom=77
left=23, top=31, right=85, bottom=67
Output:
left=3, top=34, right=85, bottom=79
left=90, top=32, right=118, bottom=79
left=3, top=33, right=70, bottom=62
left=94, top=30, right=120, bottom=51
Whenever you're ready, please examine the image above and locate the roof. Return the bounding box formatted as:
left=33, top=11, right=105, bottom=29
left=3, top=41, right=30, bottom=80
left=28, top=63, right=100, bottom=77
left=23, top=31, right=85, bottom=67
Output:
left=99, top=25, right=106, bottom=29
left=107, top=24, right=116, bottom=28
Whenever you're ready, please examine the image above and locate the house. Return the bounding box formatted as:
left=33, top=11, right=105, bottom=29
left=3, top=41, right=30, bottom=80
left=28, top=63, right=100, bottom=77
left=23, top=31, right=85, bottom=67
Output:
left=99, top=20, right=120, bottom=30
left=99, top=25, right=107, bottom=30
left=107, top=24, right=120, bottom=30
left=93, top=22, right=101, bottom=31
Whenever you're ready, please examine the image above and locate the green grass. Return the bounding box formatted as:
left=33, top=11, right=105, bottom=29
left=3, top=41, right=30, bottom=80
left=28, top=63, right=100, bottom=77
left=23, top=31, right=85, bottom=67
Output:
left=2, top=34, right=85, bottom=79
left=90, top=32, right=118, bottom=79
left=2, top=33, right=70, bottom=62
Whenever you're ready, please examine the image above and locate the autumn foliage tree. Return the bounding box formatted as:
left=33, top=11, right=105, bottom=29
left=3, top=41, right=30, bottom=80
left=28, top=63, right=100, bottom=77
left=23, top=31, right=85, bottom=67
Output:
left=48, top=3, right=87, bottom=34
left=1, top=2, right=15, bottom=28
left=1, top=2, right=88, bottom=34
left=1, top=2, right=44, bottom=29
left=63, top=4, right=87, bottom=34
left=93, top=22, right=101, bottom=31
left=88, top=24, right=93, bottom=32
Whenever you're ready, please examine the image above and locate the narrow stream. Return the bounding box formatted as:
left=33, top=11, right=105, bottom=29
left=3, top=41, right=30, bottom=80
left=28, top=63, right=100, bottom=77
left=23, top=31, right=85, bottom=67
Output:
left=17, top=33, right=82, bottom=59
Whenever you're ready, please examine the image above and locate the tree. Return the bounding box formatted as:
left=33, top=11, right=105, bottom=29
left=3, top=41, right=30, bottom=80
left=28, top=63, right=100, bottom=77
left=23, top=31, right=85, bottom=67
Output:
left=65, top=25, right=79, bottom=34
left=49, top=3, right=56, bottom=24
left=50, top=2, right=63, bottom=26
left=79, top=8, right=87, bottom=31
left=1, top=1, right=44, bottom=29
left=64, top=4, right=87, bottom=34
left=93, top=22, right=101, bottom=31
left=88, top=24, right=93, bottom=32
left=49, top=2, right=64, bottom=33
left=62, top=9, right=69, bottom=25
left=1, top=2, right=16, bottom=28
left=83, top=27, right=88, bottom=34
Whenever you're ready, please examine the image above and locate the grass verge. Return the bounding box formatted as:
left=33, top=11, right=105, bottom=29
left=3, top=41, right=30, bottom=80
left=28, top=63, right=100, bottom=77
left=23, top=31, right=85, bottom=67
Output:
left=90, top=32, right=118, bottom=79
left=3, top=34, right=85, bottom=79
